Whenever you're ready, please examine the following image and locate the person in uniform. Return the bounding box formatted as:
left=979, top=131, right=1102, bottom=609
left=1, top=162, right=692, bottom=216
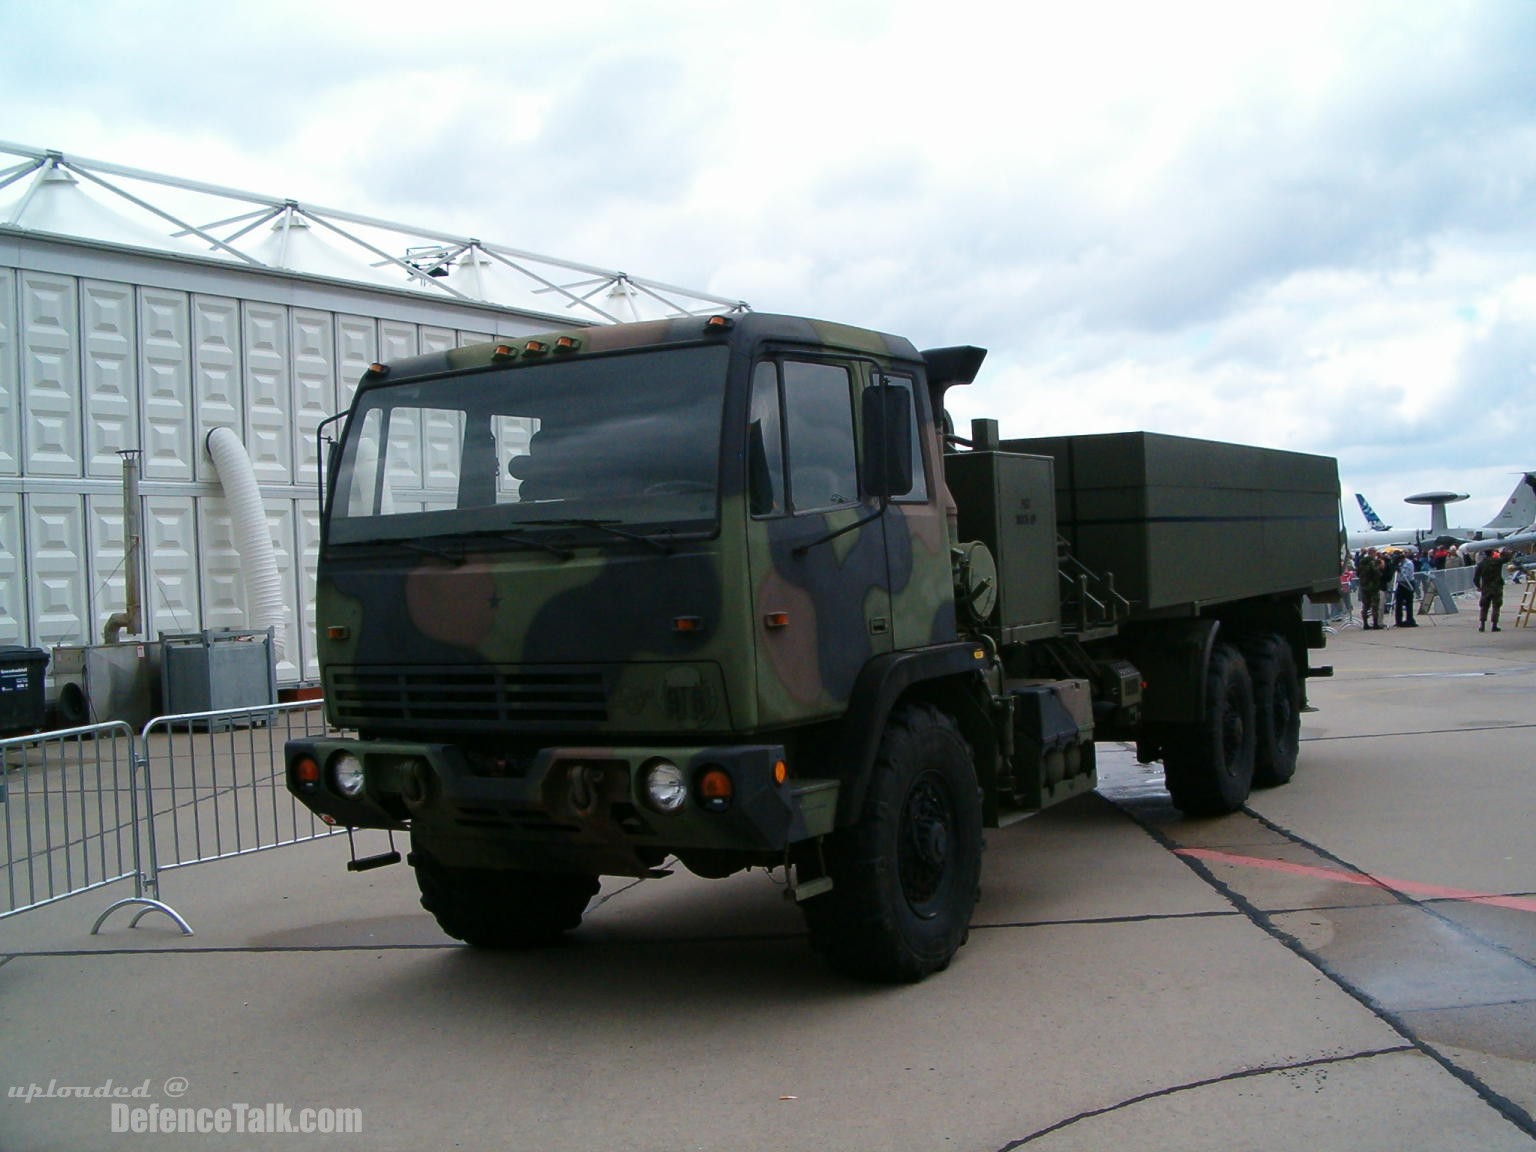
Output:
left=1473, top=548, right=1506, bottom=632
left=1358, top=549, right=1385, bottom=629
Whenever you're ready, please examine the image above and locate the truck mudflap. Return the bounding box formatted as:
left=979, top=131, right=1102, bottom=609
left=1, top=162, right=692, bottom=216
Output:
left=284, top=738, right=838, bottom=876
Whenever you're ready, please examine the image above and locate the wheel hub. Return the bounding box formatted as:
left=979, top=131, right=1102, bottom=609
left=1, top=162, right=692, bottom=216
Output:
left=899, top=774, right=953, bottom=914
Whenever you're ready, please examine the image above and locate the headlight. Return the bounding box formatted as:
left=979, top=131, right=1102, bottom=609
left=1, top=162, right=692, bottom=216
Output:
left=331, top=752, right=365, bottom=798
left=641, top=758, right=688, bottom=813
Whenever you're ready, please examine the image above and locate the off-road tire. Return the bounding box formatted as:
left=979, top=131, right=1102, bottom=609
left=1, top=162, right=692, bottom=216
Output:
left=411, top=842, right=598, bottom=949
left=801, top=703, right=982, bottom=983
left=1243, top=634, right=1300, bottom=788
left=1162, top=642, right=1256, bottom=816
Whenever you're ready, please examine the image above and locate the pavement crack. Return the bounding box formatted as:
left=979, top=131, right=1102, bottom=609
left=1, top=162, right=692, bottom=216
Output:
left=971, top=908, right=1238, bottom=931
left=995, top=1047, right=1416, bottom=1149
left=1112, top=800, right=1536, bottom=1141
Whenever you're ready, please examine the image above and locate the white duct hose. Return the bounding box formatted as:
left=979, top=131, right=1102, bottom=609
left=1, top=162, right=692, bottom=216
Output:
left=205, top=427, right=287, bottom=662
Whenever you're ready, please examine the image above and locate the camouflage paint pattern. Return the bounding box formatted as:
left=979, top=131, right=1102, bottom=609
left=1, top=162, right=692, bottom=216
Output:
left=294, top=313, right=963, bottom=872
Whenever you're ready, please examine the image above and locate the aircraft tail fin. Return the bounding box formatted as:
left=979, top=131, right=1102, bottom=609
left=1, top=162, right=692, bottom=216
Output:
left=1355, top=493, right=1391, bottom=532
left=1482, top=472, right=1536, bottom=534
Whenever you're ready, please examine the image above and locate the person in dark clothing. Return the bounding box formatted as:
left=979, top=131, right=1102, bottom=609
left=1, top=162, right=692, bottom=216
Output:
left=1473, top=549, right=1506, bottom=632
left=1357, top=549, right=1385, bottom=629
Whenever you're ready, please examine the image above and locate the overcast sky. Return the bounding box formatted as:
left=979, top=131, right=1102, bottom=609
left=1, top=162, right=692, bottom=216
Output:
left=4, top=0, right=1534, bottom=532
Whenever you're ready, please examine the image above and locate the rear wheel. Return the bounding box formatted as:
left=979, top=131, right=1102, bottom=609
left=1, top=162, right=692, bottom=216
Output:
left=411, top=840, right=598, bottom=949
left=801, top=703, right=982, bottom=983
left=1244, top=635, right=1300, bottom=787
left=1162, top=642, right=1255, bottom=816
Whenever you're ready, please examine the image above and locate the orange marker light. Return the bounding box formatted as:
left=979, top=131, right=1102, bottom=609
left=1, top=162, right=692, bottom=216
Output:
left=763, top=611, right=790, bottom=630
left=698, top=768, right=733, bottom=805
left=366, top=362, right=389, bottom=378
left=523, top=339, right=548, bottom=356
left=773, top=759, right=788, bottom=785
left=326, top=626, right=350, bottom=641
left=672, top=616, right=705, bottom=633
left=553, top=336, right=580, bottom=353
left=294, top=757, right=321, bottom=784
left=492, top=344, right=517, bottom=360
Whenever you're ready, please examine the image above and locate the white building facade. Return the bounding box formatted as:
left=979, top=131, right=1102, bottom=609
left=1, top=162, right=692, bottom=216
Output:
left=0, top=144, right=743, bottom=686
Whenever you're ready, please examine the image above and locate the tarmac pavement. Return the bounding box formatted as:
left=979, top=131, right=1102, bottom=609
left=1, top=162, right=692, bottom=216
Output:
left=2, top=591, right=1534, bottom=1150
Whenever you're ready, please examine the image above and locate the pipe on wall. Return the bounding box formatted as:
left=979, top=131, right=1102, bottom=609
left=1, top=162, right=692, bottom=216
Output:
left=204, top=427, right=288, bottom=662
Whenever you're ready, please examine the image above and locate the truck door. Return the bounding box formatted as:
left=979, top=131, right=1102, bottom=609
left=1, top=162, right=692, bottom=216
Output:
left=746, top=355, right=894, bottom=726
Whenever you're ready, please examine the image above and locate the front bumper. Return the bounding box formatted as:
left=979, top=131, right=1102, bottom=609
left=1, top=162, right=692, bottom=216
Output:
left=284, top=738, right=838, bottom=875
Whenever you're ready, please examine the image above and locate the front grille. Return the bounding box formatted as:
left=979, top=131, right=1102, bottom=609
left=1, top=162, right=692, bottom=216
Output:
left=327, top=665, right=610, bottom=732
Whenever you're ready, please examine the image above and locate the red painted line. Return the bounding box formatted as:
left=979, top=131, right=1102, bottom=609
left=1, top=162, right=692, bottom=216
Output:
left=1175, top=847, right=1536, bottom=913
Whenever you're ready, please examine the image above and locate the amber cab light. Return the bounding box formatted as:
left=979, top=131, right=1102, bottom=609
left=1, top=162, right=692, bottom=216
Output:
left=697, top=767, right=734, bottom=812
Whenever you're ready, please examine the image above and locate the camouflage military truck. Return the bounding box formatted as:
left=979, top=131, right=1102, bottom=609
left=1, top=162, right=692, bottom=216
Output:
left=285, top=312, right=1340, bottom=982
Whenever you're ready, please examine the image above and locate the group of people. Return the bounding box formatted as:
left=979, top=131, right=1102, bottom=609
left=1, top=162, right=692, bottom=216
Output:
left=1352, top=547, right=1424, bottom=629
left=1347, top=545, right=1513, bottom=632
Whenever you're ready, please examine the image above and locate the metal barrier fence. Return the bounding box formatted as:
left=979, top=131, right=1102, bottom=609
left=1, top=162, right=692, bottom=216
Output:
left=1, top=721, right=138, bottom=918
left=1, top=699, right=337, bottom=934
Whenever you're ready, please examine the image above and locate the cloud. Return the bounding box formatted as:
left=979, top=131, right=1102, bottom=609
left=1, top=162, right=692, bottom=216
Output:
left=3, top=0, right=1536, bottom=525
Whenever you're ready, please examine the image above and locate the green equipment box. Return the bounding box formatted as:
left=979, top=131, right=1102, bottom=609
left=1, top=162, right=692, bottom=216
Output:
left=1001, top=432, right=1340, bottom=616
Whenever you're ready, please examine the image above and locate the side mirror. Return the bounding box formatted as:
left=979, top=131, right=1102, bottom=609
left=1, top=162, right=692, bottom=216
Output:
left=862, top=383, right=915, bottom=500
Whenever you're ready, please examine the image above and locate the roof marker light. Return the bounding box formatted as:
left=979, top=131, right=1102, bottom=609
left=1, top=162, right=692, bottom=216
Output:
left=704, top=315, right=735, bottom=332
left=523, top=339, right=549, bottom=356
left=492, top=344, right=517, bottom=361
left=553, top=336, right=580, bottom=353
left=366, top=362, right=389, bottom=378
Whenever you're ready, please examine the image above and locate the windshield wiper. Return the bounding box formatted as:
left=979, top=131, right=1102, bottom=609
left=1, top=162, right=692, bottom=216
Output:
left=528, top=518, right=676, bottom=554
left=377, top=531, right=573, bottom=563
left=398, top=538, right=465, bottom=564
left=487, top=530, right=575, bottom=560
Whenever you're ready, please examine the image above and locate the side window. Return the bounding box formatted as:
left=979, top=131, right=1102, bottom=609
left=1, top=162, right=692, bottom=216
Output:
left=783, top=360, right=858, bottom=513
left=883, top=374, right=929, bottom=503
left=339, top=407, right=390, bottom=517
left=748, top=362, right=785, bottom=517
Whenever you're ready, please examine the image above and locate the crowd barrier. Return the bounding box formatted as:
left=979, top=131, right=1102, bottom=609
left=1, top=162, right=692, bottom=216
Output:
left=1, top=700, right=337, bottom=934
left=1, top=721, right=138, bottom=919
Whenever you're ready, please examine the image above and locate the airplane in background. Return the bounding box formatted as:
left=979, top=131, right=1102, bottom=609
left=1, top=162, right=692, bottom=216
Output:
left=1345, top=472, right=1536, bottom=553
left=1459, top=472, right=1536, bottom=556
left=1354, top=493, right=1391, bottom=532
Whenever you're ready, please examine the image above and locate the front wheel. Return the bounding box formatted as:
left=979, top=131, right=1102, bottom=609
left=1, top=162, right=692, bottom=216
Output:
left=1162, top=642, right=1256, bottom=816
left=411, top=840, right=599, bottom=949
left=801, top=703, right=982, bottom=983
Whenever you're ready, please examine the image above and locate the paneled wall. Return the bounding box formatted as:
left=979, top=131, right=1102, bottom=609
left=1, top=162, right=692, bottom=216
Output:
left=0, top=242, right=551, bottom=683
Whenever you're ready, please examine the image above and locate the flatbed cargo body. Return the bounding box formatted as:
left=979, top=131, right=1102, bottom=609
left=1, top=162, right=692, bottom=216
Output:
left=1003, top=432, right=1340, bottom=616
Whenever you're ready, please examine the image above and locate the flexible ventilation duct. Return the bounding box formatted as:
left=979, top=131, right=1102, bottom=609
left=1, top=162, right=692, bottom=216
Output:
left=204, top=427, right=287, bottom=662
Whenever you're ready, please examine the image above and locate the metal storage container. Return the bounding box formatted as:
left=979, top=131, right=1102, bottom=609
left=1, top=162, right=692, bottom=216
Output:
left=160, top=629, right=277, bottom=725
left=943, top=451, right=1062, bottom=642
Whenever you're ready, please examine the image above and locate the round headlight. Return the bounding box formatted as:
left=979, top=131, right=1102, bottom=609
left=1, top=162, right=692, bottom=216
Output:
left=641, top=758, right=688, bottom=813
left=331, top=752, right=365, bottom=798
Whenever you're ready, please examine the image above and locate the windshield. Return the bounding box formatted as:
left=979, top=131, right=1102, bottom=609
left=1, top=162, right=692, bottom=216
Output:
left=328, top=344, right=728, bottom=545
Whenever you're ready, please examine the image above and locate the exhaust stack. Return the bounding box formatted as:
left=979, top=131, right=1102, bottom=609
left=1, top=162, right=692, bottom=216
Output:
left=101, top=449, right=143, bottom=644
